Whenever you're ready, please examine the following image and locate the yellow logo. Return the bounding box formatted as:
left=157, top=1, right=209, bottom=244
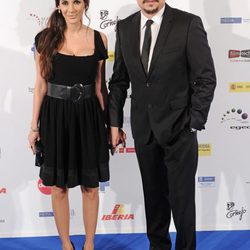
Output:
left=199, top=144, right=211, bottom=156
left=115, top=204, right=125, bottom=214
left=229, top=82, right=250, bottom=92
left=107, top=51, right=114, bottom=62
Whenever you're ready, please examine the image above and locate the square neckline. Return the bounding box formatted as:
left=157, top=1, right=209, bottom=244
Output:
left=57, top=30, right=97, bottom=58
left=56, top=52, right=95, bottom=58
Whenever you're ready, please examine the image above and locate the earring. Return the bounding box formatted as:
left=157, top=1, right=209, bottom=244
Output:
left=58, top=8, right=61, bottom=14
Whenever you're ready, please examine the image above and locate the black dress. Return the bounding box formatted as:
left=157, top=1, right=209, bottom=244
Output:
left=35, top=30, right=109, bottom=188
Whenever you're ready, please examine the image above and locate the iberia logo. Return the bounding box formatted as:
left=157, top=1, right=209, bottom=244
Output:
left=101, top=204, right=134, bottom=221
left=38, top=179, right=51, bottom=195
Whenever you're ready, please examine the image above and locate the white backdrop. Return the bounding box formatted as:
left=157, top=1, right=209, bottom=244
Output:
left=0, top=0, right=250, bottom=237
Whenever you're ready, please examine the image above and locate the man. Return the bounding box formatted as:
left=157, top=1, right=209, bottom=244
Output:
left=108, top=0, right=216, bottom=249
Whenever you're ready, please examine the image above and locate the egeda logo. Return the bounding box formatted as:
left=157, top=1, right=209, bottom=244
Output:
left=221, top=108, right=249, bottom=130
left=226, top=202, right=246, bottom=221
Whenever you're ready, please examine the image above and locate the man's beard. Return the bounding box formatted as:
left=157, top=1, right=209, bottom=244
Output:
left=143, top=6, right=159, bottom=15
left=142, top=0, right=160, bottom=15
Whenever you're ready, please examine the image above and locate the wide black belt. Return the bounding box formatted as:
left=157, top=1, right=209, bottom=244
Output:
left=47, top=82, right=95, bottom=102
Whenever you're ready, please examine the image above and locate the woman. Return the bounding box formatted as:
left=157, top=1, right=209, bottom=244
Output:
left=28, top=0, right=109, bottom=249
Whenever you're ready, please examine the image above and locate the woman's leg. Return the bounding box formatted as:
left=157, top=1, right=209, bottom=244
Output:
left=51, top=186, right=73, bottom=250
left=81, top=186, right=99, bottom=250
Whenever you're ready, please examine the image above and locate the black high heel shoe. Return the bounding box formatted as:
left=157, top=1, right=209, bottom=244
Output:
left=71, top=241, right=75, bottom=250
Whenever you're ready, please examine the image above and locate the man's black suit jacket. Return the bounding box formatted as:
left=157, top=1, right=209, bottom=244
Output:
left=108, top=4, right=216, bottom=145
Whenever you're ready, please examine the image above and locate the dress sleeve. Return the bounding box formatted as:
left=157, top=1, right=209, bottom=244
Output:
left=95, top=30, right=109, bottom=61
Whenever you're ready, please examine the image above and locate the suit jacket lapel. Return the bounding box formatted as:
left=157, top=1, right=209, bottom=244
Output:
left=148, top=4, right=174, bottom=78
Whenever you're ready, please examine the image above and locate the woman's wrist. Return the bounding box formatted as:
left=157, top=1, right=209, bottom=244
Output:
left=30, top=126, right=39, bottom=132
left=30, top=122, right=39, bottom=132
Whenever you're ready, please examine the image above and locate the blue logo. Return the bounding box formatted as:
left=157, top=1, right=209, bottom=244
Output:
left=220, top=17, right=242, bottom=24
left=100, top=181, right=110, bottom=192
left=39, top=209, right=75, bottom=217
left=198, top=176, right=215, bottom=187
left=39, top=212, right=54, bottom=217
left=31, top=42, right=36, bottom=59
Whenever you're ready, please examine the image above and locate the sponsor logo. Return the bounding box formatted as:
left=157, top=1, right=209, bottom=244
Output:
left=242, top=18, right=250, bottom=23
left=102, top=204, right=134, bottom=221
left=221, top=17, right=242, bottom=24
left=28, top=87, right=34, bottom=93
left=117, top=147, right=136, bottom=154
left=0, top=188, right=7, bottom=194
left=198, top=176, right=215, bottom=188
left=229, top=50, right=250, bottom=59
left=38, top=179, right=51, bottom=195
left=229, top=82, right=250, bottom=92
left=220, top=17, right=250, bottom=24
left=221, top=108, right=249, bottom=130
left=0, top=219, right=5, bottom=223
left=99, top=10, right=119, bottom=30
left=228, top=50, right=250, bottom=62
left=99, top=181, right=110, bottom=192
left=31, top=43, right=36, bottom=59
left=39, top=211, right=54, bottom=217
left=29, top=13, right=48, bottom=27
left=100, top=10, right=109, bottom=20
left=107, top=51, right=114, bottom=62
left=226, top=202, right=246, bottom=221
left=198, top=144, right=211, bottom=156
left=39, top=209, right=75, bottom=218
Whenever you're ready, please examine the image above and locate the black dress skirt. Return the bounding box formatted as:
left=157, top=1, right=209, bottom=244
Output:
left=35, top=30, right=109, bottom=188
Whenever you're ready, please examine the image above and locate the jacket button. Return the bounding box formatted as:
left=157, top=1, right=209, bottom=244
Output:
left=148, top=104, right=152, bottom=108
left=146, top=82, right=151, bottom=87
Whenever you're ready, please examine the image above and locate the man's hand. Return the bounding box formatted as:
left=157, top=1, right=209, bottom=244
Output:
left=110, top=127, right=126, bottom=155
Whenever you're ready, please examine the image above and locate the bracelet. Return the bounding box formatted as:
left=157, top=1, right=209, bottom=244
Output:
left=31, top=127, right=39, bottom=132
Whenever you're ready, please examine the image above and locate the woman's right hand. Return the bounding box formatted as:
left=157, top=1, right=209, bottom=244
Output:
left=28, top=130, right=40, bottom=154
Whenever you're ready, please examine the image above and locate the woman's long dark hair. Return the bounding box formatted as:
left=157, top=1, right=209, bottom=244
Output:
left=37, top=0, right=90, bottom=80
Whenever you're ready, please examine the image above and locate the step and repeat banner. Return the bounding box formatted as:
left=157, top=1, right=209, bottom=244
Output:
left=0, top=0, right=250, bottom=237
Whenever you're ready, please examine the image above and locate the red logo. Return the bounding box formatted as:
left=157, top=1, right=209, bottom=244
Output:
left=0, top=188, right=7, bottom=194
left=230, top=84, right=236, bottom=90
left=101, top=204, right=134, bottom=221
left=229, top=50, right=240, bottom=58
left=118, top=147, right=136, bottom=154
left=38, top=179, right=51, bottom=195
